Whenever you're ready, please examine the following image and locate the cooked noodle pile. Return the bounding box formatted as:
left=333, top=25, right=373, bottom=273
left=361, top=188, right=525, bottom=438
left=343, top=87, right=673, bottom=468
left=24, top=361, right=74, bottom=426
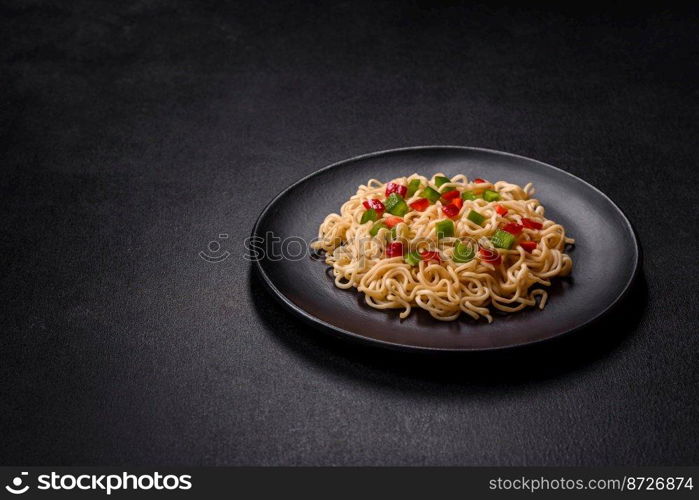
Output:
left=311, top=174, right=573, bottom=322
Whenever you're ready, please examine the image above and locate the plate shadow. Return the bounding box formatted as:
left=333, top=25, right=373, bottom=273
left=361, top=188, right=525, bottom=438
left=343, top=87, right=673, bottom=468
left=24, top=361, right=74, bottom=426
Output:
left=248, top=264, right=648, bottom=393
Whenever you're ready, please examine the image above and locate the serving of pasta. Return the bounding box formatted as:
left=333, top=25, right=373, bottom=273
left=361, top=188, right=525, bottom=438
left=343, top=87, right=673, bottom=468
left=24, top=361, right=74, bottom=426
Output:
left=311, top=173, right=573, bottom=322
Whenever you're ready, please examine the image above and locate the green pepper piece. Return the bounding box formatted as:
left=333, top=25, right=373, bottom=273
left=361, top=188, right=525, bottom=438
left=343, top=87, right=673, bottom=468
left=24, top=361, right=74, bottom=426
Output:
left=461, top=190, right=479, bottom=201
left=435, top=219, right=455, bottom=239
left=385, top=193, right=409, bottom=216
left=467, top=210, right=486, bottom=226
left=369, top=220, right=387, bottom=237
left=452, top=241, right=476, bottom=263
left=360, top=208, right=378, bottom=224
left=406, top=179, right=421, bottom=197
left=390, top=226, right=398, bottom=240
left=483, top=189, right=500, bottom=202
left=404, top=251, right=421, bottom=266
left=419, top=186, right=441, bottom=203
left=434, top=176, right=451, bottom=188
left=491, top=229, right=516, bottom=249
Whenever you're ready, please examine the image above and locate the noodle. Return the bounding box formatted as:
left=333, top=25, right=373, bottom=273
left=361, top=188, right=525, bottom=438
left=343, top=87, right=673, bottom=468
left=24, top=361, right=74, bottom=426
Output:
left=311, top=174, right=573, bottom=322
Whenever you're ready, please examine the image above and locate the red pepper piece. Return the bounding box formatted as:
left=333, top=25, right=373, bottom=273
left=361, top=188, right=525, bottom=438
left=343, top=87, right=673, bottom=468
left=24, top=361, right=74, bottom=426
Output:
left=384, top=216, right=404, bottom=228
left=494, top=204, right=508, bottom=216
left=521, top=217, right=543, bottom=230
left=385, top=182, right=407, bottom=198
left=362, top=199, right=385, bottom=214
left=478, top=247, right=502, bottom=265
left=409, top=198, right=430, bottom=212
left=419, top=250, right=441, bottom=263
left=502, top=222, right=523, bottom=235
left=451, top=197, right=463, bottom=209
left=386, top=241, right=404, bottom=258
left=441, top=189, right=460, bottom=201
left=441, top=203, right=460, bottom=218
left=519, top=241, right=537, bottom=253
left=473, top=178, right=487, bottom=184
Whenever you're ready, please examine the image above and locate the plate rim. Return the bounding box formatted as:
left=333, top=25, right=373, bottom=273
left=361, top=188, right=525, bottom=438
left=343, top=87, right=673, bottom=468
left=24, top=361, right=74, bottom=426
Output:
left=251, top=145, right=643, bottom=352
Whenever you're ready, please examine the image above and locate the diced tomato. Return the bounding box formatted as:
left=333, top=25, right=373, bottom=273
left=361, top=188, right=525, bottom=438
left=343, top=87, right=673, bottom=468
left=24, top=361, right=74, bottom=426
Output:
left=409, top=198, right=430, bottom=212
left=362, top=199, right=385, bottom=214
left=521, top=217, right=543, bottom=230
left=478, top=247, right=502, bottom=265
left=519, top=241, right=537, bottom=253
left=384, top=216, right=404, bottom=228
left=451, top=197, right=463, bottom=209
left=386, top=241, right=404, bottom=258
left=494, top=204, right=508, bottom=216
left=385, top=182, right=407, bottom=198
left=441, top=189, right=460, bottom=201
left=502, top=222, right=523, bottom=235
left=419, top=250, right=441, bottom=263
left=441, top=203, right=460, bottom=218
left=473, top=178, right=487, bottom=184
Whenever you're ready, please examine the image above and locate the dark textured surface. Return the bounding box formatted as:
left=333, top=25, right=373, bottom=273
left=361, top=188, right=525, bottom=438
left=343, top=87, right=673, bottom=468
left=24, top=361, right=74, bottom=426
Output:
left=1, top=1, right=697, bottom=465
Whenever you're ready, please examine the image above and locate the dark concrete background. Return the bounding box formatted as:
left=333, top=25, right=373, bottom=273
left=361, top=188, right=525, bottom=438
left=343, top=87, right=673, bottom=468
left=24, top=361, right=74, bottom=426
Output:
left=1, top=1, right=697, bottom=465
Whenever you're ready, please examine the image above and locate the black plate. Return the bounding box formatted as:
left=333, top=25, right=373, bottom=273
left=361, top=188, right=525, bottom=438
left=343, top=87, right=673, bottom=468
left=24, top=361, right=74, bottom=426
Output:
left=252, top=146, right=641, bottom=352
